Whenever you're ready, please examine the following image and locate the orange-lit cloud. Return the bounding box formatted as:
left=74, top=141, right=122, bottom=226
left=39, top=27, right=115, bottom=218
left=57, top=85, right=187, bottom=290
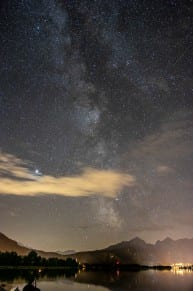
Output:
left=157, top=165, right=173, bottom=174
left=0, top=152, right=135, bottom=198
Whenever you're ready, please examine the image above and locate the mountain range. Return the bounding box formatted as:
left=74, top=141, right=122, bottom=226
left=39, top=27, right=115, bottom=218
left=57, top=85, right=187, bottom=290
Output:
left=0, top=232, right=64, bottom=259
left=0, top=232, right=192, bottom=265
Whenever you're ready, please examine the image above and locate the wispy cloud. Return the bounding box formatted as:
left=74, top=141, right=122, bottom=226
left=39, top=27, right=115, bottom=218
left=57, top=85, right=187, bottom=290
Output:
left=156, top=165, right=174, bottom=174
left=0, top=152, right=135, bottom=198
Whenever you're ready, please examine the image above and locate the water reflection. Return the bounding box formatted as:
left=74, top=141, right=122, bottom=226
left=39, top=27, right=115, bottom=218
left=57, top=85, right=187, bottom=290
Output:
left=74, top=270, right=193, bottom=290
left=0, top=269, right=78, bottom=291
left=0, top=269, right=193, bottom=291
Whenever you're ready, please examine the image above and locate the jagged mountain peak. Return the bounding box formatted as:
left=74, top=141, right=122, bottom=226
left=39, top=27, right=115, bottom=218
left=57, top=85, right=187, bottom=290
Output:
left=0, top=232, right=193, bottom=265
left=155, top=237, right=174, bottom=246
left=129, top=237, right=146, bottom=244
left=106, top=237, right=147, bottom=250
left=163, top=237, right=173, bottom=242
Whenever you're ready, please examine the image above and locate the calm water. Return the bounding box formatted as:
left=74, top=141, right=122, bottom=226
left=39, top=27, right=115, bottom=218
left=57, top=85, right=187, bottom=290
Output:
left=0, top=269, right=193, bottom=291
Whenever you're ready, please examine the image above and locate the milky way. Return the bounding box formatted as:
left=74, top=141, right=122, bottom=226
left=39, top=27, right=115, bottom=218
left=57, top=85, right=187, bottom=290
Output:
left=0, top=0, right=193, bottom=251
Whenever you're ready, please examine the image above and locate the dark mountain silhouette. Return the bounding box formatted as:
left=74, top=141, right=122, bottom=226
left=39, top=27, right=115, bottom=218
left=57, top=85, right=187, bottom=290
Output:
left=0, top=232, right=28, bottom=254
left=0, top=232, right=193, bottom=265
left=65, top=237, right=193, bottom=265
left=0, top=232, right=64, bottom=259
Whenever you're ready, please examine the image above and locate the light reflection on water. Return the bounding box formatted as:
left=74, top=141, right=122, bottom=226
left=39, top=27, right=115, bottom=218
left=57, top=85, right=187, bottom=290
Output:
left=1, top=269, right=193, bottom=291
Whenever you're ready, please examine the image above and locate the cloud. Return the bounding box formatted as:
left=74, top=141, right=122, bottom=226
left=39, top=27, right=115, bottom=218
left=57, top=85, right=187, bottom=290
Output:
left=128, top=110, right=193, bottom=167
left=120, top=110, right=193, bottom=229
left=157, top=165, right=174, bottom=174
left=0, top=152, right=135, bottom=198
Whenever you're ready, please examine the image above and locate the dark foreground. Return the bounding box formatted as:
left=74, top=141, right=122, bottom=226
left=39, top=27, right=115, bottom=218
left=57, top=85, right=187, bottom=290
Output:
left=0, top=268, right=193, bottom=291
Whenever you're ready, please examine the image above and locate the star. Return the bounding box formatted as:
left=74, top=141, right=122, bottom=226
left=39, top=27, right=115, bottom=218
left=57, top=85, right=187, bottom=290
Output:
left=35, top=169, right=42, bottom=176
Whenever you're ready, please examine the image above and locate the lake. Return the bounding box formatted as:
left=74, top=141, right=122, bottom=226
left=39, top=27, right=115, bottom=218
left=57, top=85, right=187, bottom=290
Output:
left=0, top=269, right=193, bottom=290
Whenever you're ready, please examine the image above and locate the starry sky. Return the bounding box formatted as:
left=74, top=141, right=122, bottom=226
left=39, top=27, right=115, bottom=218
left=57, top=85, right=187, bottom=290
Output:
left=0, top=0, right=193, bottom=252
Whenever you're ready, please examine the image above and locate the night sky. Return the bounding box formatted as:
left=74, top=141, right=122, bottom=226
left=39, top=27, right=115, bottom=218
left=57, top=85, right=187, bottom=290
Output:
left=0, top=0, right=193, bottom=252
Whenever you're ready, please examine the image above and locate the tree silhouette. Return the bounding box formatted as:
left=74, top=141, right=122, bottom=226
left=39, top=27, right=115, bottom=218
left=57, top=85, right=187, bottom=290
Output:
left=0, top=251, right=78, bottom=268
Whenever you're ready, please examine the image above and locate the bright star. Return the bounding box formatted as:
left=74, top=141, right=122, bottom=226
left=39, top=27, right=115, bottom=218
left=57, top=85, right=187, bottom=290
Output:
left=34, top=169, right=42, bottom=176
